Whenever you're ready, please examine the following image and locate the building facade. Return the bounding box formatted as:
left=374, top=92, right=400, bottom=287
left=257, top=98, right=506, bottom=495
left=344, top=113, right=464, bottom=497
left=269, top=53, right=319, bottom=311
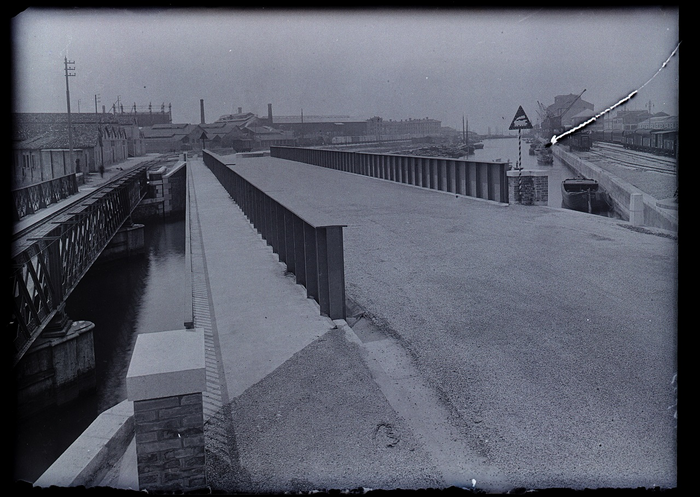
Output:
left=13, top=113, right=134, bottom=188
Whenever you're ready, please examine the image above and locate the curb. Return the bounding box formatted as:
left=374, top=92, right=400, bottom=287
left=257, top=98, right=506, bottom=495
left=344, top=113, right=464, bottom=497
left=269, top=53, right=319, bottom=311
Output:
left=34, top=400, right=134, bottom=488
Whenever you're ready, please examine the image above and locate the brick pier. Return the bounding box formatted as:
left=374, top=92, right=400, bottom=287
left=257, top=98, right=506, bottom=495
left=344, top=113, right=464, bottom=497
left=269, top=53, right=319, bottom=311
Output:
left=507, top=169, right=548, bottom=206
left=126, top=328, right=207, bottom=492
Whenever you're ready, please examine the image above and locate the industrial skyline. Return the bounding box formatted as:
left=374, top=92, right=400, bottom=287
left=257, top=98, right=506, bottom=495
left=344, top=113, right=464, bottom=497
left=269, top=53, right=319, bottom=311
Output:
left=12, top=7, right=679, bottom=135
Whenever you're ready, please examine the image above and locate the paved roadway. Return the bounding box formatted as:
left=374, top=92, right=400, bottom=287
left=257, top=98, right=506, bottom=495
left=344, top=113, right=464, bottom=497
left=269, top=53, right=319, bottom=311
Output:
left=208, top=153, right=677, bottom=492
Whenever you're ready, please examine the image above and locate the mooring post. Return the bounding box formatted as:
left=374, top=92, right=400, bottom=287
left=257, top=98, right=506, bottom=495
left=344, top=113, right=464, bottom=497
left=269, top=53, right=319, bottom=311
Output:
left=629, top=192, right=644, bottom=226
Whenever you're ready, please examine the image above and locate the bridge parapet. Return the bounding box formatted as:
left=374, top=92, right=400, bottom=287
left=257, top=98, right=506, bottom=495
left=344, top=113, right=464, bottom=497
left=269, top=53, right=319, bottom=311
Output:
left=270, top=146, right=510, bottom=203
left=12, top=173, right=79, bottom=222
left=203, top=150, right=346, bottom=320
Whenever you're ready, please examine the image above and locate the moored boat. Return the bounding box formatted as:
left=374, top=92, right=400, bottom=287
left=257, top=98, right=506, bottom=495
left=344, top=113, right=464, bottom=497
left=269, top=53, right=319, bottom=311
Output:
left=561, top=177, right=611, bottom=214
left=536, top=148, right=553, bottom=165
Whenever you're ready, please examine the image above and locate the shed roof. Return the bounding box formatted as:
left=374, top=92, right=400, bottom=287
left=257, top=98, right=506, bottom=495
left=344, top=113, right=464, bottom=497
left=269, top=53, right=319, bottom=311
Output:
left=142, top=123, right=203, bottom=139
left=15, top=123, right=104, bottom=150
left=272, top=115, right=368, bottom=124
left=13, top=112, right=122, bottom=141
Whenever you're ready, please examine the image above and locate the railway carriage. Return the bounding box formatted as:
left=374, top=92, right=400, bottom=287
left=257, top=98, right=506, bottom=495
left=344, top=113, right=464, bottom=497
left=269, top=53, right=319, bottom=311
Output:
left=623, top=129, right=677, bottom=157
left=565, top=131, right=592, bottom=152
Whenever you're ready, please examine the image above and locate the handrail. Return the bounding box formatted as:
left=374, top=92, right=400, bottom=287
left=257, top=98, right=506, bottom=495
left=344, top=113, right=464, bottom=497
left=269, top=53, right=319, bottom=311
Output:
left=270, top=146, right=510, bottom=203
left=12, top=173, right=79, bottom=222
left=202, top=150, right=346, bottom=320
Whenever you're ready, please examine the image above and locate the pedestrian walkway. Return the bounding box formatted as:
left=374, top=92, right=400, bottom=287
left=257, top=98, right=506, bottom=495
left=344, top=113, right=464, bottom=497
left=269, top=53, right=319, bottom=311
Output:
left=12, top=155, right=159, bottom=236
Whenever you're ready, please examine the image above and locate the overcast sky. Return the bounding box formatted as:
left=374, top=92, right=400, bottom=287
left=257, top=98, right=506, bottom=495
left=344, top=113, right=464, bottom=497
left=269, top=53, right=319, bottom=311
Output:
left=11, top=7, right=679, bottom=134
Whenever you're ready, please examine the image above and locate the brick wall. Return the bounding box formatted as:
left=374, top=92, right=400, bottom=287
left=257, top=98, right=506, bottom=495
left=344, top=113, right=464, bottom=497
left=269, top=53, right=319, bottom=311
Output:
left=133, top=392, right=206, bottom=491
left=507, top=169, right=548, bottom=206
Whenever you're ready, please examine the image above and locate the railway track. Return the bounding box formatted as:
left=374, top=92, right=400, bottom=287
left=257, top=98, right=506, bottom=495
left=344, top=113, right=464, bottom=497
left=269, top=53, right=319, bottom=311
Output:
left=583, top=143, right=676, bottom=176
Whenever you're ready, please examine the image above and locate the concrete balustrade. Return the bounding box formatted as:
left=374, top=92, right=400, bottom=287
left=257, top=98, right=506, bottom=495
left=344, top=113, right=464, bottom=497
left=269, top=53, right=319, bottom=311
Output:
left=271, top=146, right=510, bottom=203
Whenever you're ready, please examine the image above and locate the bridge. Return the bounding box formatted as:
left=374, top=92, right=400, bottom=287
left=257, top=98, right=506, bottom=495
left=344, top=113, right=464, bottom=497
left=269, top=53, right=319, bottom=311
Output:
left=10, top=158, right=166, bottom=365
left=25, top=147, right=677, bottom=492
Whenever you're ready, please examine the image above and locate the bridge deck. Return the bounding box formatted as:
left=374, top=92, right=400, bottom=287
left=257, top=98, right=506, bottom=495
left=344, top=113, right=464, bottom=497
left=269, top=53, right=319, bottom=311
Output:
left=182, top=154, right=676, bottom=491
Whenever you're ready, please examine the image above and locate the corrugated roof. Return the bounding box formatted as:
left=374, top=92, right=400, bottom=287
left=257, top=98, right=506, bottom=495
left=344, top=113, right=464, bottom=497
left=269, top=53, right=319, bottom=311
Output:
left=13, top=112, right=128, bottom=143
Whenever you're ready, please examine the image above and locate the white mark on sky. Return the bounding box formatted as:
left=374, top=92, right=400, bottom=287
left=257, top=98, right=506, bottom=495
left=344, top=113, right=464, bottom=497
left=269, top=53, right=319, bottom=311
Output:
left=548, top=41, right=680, bottom=147
left=518, top=9, right=542, bottom=23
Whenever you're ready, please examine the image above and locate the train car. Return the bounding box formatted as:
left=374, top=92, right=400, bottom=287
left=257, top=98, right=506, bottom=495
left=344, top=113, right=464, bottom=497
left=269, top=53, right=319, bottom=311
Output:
left=567, top=132, right=592, bottom=152
left=623, top=129, right=678, bottom=157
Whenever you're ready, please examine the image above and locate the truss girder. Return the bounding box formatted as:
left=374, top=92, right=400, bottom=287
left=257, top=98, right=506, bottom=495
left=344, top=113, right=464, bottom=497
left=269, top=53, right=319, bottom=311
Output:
left=11, top=163, right=152, bottom=365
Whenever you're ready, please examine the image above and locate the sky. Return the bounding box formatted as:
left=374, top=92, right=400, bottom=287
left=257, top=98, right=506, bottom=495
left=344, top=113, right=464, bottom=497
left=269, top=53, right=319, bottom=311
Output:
left=11, top=7, right=679, bottom=135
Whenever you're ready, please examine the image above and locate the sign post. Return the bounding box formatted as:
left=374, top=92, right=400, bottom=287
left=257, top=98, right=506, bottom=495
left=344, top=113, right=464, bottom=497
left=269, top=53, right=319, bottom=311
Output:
left=509, top=106, right=534, bottom=201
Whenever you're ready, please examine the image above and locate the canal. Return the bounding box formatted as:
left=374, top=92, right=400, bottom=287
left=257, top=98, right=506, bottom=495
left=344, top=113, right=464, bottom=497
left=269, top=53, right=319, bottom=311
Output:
left=13, top=216, right=186, bottom=484
left=470, top=137, right=570, bottom=209
left=470, top=137, right=619, bottom=218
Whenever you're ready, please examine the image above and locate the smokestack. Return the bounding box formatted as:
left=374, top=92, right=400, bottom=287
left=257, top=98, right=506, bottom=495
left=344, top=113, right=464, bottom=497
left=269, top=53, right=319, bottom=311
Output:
left=200, top=99, right=205, bottom=124
left=268, top=103, right=273, bottom=124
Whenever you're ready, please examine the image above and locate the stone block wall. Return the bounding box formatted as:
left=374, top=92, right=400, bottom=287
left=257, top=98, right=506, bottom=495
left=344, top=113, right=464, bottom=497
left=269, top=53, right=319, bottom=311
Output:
left=133, top=162, right=187, bottom=221
left=133, top=392, right=206, bottom=491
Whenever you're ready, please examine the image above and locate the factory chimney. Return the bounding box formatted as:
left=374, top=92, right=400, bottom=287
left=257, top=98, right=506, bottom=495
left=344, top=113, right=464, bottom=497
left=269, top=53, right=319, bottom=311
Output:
left=200, top=99, right=205, bottom=124
left=238, top=107, right=242, bottom=114
left=268, top=103, right=273, bottom=125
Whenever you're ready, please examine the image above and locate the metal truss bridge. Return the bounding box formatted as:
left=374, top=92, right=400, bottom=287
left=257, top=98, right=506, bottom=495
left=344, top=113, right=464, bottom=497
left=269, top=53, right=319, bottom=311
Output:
left=10, top=158, right=166, bottom=366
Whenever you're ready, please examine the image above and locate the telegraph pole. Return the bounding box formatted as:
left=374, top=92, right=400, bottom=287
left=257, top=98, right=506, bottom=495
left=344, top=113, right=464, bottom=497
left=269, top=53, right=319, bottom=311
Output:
left=64, top=57, right=76, bottom=174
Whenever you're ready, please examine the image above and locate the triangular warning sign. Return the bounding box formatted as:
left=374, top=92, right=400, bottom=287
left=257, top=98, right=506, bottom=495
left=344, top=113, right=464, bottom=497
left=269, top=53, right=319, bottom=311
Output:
left=509, top=106, right=533, bottom=130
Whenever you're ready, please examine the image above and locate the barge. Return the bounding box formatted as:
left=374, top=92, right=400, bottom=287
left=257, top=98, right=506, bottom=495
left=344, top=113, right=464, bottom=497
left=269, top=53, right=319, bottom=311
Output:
left=561, top=177, right=611, bottom=214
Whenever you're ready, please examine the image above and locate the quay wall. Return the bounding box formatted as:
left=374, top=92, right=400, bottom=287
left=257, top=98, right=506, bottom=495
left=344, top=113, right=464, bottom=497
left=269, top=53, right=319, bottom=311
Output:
left=34, top=400, right=135, bottom=489
left=32, top=157, right=201, bottom=491
left=552, top=147, right=678, bottom=232
left=133, top=160, right=187, bottom=222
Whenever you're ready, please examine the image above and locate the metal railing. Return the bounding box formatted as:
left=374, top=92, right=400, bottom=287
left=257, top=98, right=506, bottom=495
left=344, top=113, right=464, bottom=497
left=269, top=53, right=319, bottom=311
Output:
left=11, top=162, right=152, bottom=365
left=203, top=150, right=346, bottom=320
left=12, top=174, right=80, bottom=222
left=270, top=146, right=510, bottom=203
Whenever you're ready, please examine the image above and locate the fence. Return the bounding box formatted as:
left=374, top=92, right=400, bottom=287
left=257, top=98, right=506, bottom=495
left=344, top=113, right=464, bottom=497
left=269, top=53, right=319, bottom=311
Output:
left=202, top=150, right=346, bottom=320
left=270, top=146, right=510, bottom=203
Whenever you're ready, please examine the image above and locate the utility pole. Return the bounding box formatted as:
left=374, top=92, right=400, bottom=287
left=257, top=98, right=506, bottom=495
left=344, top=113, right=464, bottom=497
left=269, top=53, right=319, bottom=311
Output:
left=64, top=57, right=76, bottom=174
